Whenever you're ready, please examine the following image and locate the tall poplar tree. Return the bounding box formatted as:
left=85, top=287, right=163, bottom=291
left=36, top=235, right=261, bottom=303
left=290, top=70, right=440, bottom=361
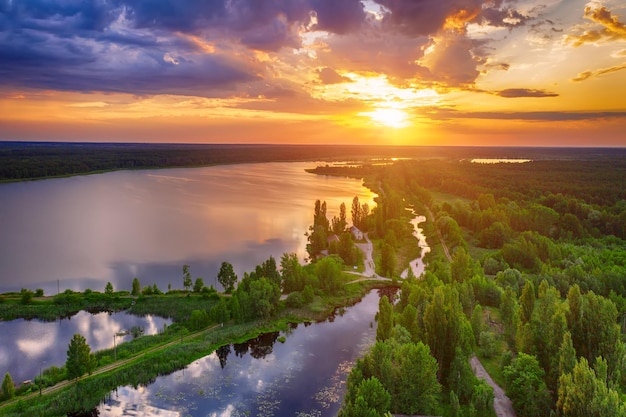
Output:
left=2, top=372, right=14, bottom=400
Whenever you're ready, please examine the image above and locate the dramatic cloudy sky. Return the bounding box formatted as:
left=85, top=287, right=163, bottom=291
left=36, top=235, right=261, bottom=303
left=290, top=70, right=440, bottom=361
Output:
left=1, top=0, right=625, bottom=145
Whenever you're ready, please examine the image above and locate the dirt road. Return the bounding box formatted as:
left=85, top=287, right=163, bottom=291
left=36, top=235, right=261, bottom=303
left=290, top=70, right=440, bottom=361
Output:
left=470, top=355, right=517, bottom=417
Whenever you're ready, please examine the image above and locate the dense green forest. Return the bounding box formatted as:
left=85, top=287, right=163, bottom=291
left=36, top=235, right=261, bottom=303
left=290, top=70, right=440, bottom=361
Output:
left=333, top=155, right=626, bottom=417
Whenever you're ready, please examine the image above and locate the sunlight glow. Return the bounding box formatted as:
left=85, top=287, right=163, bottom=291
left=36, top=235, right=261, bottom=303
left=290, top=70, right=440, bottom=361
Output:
left=360, top=108, right=411, bottom=128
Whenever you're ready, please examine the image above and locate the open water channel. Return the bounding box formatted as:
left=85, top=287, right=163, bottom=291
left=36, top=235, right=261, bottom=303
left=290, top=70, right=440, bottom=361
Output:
left=99, top=290, right=386, bottom=417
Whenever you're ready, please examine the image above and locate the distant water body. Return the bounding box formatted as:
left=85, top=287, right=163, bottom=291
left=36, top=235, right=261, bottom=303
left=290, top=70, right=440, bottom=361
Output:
left=0, top=162, right=376, bottom=294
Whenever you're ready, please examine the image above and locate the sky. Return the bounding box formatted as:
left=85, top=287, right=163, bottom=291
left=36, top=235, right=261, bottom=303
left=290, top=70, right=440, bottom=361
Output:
left=0, top=0, right=625, bottom=146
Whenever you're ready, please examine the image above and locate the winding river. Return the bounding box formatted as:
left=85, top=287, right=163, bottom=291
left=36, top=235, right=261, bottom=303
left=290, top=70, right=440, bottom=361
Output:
left=99, top=290, right=384, bottom=417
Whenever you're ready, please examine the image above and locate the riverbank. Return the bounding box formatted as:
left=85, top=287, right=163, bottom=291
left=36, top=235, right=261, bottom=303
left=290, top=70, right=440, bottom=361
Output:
left=0, top=280, right=389, bottom=416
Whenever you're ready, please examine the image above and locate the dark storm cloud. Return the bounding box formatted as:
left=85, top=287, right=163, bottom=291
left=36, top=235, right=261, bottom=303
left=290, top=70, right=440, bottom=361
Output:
left=310, top=0, right=365, bottom=34
left=0, top=0, right=374, bottom=95
left=496, top=88, right=559, bottom=98
left=0, top=0, right=534, bottom=95
left=373, top=0, right=529, bottom=36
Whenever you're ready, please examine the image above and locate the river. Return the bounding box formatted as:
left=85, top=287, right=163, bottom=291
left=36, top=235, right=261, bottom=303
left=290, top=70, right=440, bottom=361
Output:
left=99, top=290, right=384, bottom=417
left=0, top=162, right=375, bottom=294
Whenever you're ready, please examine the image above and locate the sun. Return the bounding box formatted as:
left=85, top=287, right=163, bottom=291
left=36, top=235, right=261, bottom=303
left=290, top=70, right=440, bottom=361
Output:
left=361, top=108, right=411, bottom=128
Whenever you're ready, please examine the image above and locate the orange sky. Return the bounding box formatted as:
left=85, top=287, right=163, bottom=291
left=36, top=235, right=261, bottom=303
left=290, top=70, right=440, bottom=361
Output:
left=0, top=0, right=625, bottom=146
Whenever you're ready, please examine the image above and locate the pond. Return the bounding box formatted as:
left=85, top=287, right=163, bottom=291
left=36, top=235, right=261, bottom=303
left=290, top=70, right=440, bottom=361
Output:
left=0, top=311, right=171, bottom=384
left=99, top=290, right=386, bottom=417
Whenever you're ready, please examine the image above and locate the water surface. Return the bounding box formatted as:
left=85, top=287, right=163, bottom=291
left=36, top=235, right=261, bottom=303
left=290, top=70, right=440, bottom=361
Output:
left=0, top=312, right=171, bottom=383
left=99, top=290, right=383, bottom=417
left=0, top=162, right=375, bottom=294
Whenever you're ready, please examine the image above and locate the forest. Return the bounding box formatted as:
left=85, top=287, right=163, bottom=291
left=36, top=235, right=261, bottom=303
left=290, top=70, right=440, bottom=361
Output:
left=2, top=141, right=622, bottom=182
left=1, top=148, right=625, bottom=417
left=330, top=154, right=626, bottom=417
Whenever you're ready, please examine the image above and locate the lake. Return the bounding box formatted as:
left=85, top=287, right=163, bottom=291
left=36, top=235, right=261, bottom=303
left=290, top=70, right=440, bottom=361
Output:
left=0, top=162, right=376, bottom=294
left=99, top=289, right=384, bottom=417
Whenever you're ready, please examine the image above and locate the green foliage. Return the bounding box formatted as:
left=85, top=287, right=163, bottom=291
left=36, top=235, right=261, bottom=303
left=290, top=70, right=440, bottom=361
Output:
left=254, top=256, right=281, bottom=287
left=340, top=377, right=391, bottom=417
left=66, top=334, right=95, bottom=380
left=189, top=309, right=210, bottom=331
left=471, top=304, right=483, bottom=345
left=471, top=378, right=494, bottom=415
left=20, top=288, right=33, bottom=305
left=105, top=282, right=114, bottom=295
left=249, top=277, right=281, bottom=318
left=193, top=278, right=204, bottom=293
left=558, top=357, right=626, bottom=417
left=131, top=277, right=140, bottom=296
left=354, top=340, right=442, bottom=415
left=182, top=264, right=192, bottom=292
left=423, top=286, right=474, bottom=382
left=379, top=243, right=396, bottom=278
left=376, top=296, right=393, bottom=342
left=447, top=348, right=477, bottom=404
left=315, top=255, right=343, bottom=294
left=479, top=331, right=499, bottom=359
left=217, top=261, right=238, bottom=293
left=280, top=252, right=308, bottom=292
left=519, top=281, right=535, bottom=324
left=503, top=353, right=551, bottom=417
left=2, top=372, right=15, bottom=400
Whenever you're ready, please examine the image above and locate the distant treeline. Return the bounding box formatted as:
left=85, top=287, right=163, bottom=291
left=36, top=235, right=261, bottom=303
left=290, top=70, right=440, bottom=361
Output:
left=1, top=141, right=624, bottom=181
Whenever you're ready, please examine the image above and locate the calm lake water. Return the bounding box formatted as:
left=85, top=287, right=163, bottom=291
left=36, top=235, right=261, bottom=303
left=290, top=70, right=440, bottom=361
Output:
left=0, top=312, right=171, bottom=384
left=0, top=162, right=375, bottom=294
left=99, top=290, right=383, bottom=417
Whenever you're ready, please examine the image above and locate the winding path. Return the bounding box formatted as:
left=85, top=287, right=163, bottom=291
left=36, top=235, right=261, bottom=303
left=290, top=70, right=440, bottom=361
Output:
left=470, top=355, right=517, bottom=417
left=0, top=324, right=221, bottom=411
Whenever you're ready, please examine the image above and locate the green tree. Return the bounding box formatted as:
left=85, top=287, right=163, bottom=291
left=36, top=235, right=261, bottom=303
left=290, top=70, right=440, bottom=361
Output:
left=316, top=255, right=343, bottom=293
left=451, top=247, right=473, bottom=283
left=20, top=288, right=33, bottom=304
left=352, top=196, right=361, bottom=228
left=379, top=243, right=395, bottom=278
left=182, top=264, right=192, bottom=292
left=193, top=277, right=204, bottom=293
left=341, top=377, right=392, bottom=417
left=519, top=281, right=535, bottom=324
left=471, top=379, right=494, bottom=414
left=189, top=309, right=209, bottom=330
left=2, top=372, right=15, bottom=400
left=376, top=296, right=393, bottom=342
left=503, top=353, right=551, bottom=417
left=332, top=202, right=349, bottom=235
left=424, top=286, right=473, bottom=382
left=66, top=334, right=95, bottom=380
left=105, top=281, right=114, bottom=295
left=131, top=277, right=141, bottom=296
left=471, top=304, right=483, bottom=346
left=558, top=357, right=626, bottom=417
left=249, top=277, right=280, bottom=318
left=217, top=261, right=237, bottom=292
left=280, top=252, right=307, bottom=292
left=559, top=331, right=577, bottom=378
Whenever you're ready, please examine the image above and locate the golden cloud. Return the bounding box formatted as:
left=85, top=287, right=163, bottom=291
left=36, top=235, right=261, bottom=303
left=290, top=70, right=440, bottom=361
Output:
left=571, top=62, right=626, bottom=82
left=568, top=6, right=626, bottom=46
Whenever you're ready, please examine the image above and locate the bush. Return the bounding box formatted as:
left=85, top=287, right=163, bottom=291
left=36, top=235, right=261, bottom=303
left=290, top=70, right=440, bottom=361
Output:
left=285, top=292, right=304, bottom=308
left=479, top=331, right=499, bottom=359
